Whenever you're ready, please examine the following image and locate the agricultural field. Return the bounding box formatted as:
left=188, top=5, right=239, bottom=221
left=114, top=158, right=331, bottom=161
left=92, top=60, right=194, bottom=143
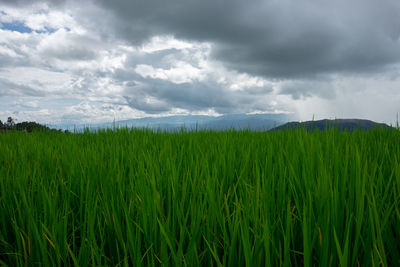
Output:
left=0, top=128, right=399, bottom=266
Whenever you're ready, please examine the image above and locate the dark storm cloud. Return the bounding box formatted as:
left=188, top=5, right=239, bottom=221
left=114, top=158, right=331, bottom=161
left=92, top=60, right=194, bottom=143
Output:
left=93, top=0, right=400, bottom=79
left=124, top=79, right=232, bottom=113
left=3, top=0, right=400, bottom=79
left=123, top=75, right=270, bottom=114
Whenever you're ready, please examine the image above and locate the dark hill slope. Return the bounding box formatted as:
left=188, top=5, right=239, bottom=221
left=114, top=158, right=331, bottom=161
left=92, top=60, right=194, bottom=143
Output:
left=270, top=119, right=391, bottom=131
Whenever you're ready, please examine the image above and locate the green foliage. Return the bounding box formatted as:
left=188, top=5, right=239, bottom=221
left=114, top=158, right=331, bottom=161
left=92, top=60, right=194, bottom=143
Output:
left=6, top=117, right=15, bottom=127
left=0, top=117, right=65, bottom=133
left=0, top=128, right=399, bottom=266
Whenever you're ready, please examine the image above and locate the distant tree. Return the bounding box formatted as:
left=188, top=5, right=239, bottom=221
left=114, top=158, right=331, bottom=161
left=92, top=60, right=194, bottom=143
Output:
left=15, top=121, right=51, bottom=132
left=0, top=117, right=66, bottom=133
left=6, top=117, right=15, bottom=127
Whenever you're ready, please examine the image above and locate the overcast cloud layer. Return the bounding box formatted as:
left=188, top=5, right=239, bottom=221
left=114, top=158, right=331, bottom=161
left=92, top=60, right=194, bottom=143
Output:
left=0, top=0, right=399, bottom=124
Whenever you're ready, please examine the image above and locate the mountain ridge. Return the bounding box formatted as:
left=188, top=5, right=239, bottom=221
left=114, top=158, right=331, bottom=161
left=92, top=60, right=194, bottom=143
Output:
left=270, top=118, right=391, bottom=131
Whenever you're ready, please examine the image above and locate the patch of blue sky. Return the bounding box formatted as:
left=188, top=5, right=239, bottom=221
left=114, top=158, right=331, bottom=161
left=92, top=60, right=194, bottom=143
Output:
left=1, top=21, right=57, bottom=34
left=1, top=21, right=32, bottom=33
left=35, top=26, right=57, bottom=34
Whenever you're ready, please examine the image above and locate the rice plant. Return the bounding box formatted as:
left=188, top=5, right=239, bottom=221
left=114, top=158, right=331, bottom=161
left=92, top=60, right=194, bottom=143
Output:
left=0, top=127, right=399, bottom=266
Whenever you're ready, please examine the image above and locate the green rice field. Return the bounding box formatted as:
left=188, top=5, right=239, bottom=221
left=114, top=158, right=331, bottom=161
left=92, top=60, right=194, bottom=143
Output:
left=0, top=127, right=399, bottom=266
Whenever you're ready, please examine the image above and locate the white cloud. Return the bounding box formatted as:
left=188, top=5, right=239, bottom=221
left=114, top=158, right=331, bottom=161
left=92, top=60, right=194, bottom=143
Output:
left=1, top=0, right=398, bottom=125
left=1, top=3, right=292, bottom=123
left=135, top=63, right=205, bottom=84
left=0, top=100, right=145, bottom=124
left=14, top=100, right=39, bottom=108
left=37, top=29, right=99, bottom=61
left=0, top=67, right=73, bottom=95
left=140, top=35, right=197, bottom=53
left=228, top=73, right=270, bottom=92
left=0, top=3, right=84, bottom=33
left=0, top=44, right=21, bottom=58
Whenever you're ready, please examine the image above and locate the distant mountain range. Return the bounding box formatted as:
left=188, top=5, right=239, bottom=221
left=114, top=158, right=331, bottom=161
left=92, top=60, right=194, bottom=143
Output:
left=50, top=113, right=290, bottom=131
left=49, top=116, right=395, bottom=132
left=270, top=119, right=391, bottom=131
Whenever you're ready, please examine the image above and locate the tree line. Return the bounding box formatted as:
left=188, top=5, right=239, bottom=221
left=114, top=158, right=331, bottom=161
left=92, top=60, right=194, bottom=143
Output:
left=0, top=117, right=69, bottom=133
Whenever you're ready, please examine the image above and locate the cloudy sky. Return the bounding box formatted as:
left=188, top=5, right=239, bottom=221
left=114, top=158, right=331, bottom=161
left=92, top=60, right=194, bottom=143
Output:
left=1, top=0, right=400, bottom=125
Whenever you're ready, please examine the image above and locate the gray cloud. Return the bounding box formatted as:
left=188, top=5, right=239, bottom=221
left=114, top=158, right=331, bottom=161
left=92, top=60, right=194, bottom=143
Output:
left=13, top=100, right=39, bottom=108
left=93, top=0, right=400, bottom=79
left=38, top=32, right=99, bottom=61
left=0, top=79, right=45, bottom=97
left=124, top=49, right=190, bottom=70
left=0, top=0, right=67, bottom=7
left=0, top=33, right=38, bottom=69
left=279, top=80, right=336, bottom=100
left=123, top=74, right=273, bottom=114
left=1, top=0, right=400, bottom=124
left=3, top=0, right=400, bottom=79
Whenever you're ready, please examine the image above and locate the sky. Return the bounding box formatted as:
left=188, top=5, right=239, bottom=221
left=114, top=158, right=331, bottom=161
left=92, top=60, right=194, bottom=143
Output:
left=0, top=0, right=400, bottom=125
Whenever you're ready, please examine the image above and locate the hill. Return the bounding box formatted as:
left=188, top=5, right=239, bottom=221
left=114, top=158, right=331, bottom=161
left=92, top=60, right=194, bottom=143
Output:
left=270, top=119, right=391, bottom=131
left=0, top=117, right=68, bottom=133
